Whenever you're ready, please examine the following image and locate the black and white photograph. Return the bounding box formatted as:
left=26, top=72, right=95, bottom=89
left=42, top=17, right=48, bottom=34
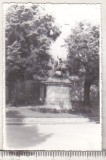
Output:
left=4, top=3, right=102, bottom=150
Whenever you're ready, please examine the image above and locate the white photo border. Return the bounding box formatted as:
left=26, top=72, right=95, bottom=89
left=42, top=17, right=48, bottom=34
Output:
left=0, top=0, right=105, bottom=150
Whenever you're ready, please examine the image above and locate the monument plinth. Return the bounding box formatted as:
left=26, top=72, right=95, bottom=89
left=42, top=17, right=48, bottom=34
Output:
left=44, top=77, right=72, bottom=110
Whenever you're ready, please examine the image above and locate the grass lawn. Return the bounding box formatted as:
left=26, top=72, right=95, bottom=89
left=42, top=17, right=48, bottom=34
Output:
left=6, top=101, right=100, bottom=123
left=6, top=106, right=83, bottom=118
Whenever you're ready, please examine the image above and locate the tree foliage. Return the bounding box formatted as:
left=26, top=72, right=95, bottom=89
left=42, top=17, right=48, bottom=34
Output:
left=65, top=22, right=100, bottom=106
left=66, top=22, right=99, bottom=81
left=6, top=4, right=61, bottom=83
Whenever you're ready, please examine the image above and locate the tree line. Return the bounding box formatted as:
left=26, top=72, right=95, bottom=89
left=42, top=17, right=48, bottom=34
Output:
left=6, top=4, right=100, bottom=108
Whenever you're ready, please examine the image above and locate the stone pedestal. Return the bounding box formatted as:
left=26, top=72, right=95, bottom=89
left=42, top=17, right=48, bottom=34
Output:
left=44, top=77, right=72, bottom=110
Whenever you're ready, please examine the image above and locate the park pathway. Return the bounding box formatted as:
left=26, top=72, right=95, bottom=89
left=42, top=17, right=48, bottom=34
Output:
left=6, top=123, right=101, bottom=150
left=5, top=107, right=101, bottom=150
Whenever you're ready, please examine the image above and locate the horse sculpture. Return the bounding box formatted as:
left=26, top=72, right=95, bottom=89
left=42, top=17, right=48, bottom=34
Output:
left=53, top=58, right=68, bottom=78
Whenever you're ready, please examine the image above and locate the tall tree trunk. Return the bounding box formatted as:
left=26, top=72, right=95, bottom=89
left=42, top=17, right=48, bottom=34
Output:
left=84, top=80, right=92, bottom=107
left=7, top=82, right=15, bottom=105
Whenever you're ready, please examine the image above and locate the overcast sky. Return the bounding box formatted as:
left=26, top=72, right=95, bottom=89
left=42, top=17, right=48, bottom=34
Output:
left=42, top=4, right=101, bottom=60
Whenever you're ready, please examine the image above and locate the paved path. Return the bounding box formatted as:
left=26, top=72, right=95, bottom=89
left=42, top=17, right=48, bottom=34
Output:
left=5, top=123, right=101, bottom=150
left=5, top=107, right=101, bottom=150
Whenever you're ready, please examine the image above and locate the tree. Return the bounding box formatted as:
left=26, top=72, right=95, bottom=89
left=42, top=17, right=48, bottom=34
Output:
left=65, top=22, right=100, bottom=108
left=5, top=4, right=61, bottom=104
left=6, top=4, right=61, bottom=83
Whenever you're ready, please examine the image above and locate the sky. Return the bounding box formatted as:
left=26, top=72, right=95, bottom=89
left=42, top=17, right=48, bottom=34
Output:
left=42, top=4, right=101, bottom=60
left=4, top=3, right=101, bottom=60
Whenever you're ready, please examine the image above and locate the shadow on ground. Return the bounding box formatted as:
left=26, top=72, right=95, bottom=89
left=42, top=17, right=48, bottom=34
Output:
left=6, top=124, right=52, bottom=148
left=71, top=101, right=100, bottom=123
left=6, top=110, right=25, bottom=118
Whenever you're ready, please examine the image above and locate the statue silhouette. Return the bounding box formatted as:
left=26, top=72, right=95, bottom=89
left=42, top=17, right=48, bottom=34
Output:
left=53, top=57, right=67, bottom=78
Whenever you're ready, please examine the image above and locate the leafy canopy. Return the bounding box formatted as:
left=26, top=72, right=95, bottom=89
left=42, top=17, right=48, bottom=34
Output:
left=65, top=22, right=100, bottom=83
left=6, top=4, right=61, bottom=82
